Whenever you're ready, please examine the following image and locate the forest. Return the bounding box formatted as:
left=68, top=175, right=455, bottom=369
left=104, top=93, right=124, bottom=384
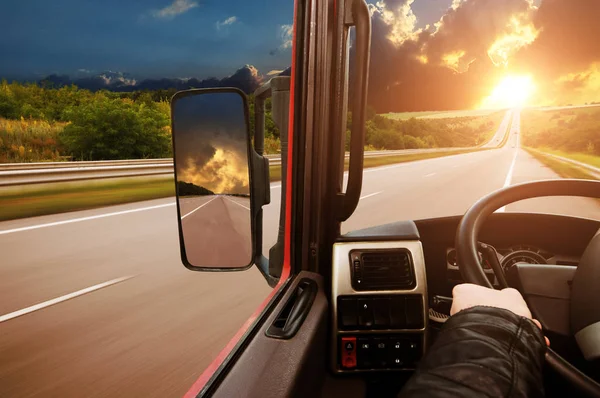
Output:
left=1, top=80, right=502, bottom=163
left=521, top=107, right=600, bottom=156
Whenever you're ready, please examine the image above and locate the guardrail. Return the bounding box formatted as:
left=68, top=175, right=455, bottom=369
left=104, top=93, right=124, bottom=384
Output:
left=527, top=148, right=600, bottom=179
left=0, top=147, right=476, bottom=187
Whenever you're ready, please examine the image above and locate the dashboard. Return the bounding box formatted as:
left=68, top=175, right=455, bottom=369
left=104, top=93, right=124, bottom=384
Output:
left=446, top=243, right=579, bottom=272
left=331, top=212, right=600, bottom=374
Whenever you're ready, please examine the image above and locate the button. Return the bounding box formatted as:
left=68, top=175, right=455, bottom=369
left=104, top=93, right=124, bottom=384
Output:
left=357, top=337, right=374, bottom=369
left=341, top=337, right=357, bottom=369
left=373, top=337, right=389, bottom=368
left=406, top=338, right=421, bottom=363
left=373, top=298, right=391, bottom=328
left=353, top=260, right=362, bottom=276
left=390, top=296, right=407, bottom=328
left=338, top=297, right=358, bottom=329
left=406, top=296, right=424, bottom=328
left=357, top=298, right=374, bottom=328
left=389, top=338, right=405, bottom=368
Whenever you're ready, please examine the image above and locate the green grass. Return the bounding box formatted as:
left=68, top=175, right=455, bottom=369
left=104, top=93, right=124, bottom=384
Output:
left=2, top=148, right=490, bottom=221
left=0, top=177, right=175, bottom=221
left=524, top=148, right=598, bottom=180
left=382, top=108, right=499, bottom=120
left=534, top=148, right=600, bottom=169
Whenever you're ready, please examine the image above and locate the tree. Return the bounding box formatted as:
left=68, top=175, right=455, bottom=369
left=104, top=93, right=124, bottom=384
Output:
left=60, top=96, right=171, bottom=160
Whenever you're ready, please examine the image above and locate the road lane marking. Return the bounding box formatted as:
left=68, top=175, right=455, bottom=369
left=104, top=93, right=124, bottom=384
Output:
left=0, top=203, right=175, bottom=235
left=425, top=173, right=436, bottom=177
left=498, top=111, right=520, bottom=213
left=360, top=191, right=382, bottom=200
left=0, top=276, right=135, bottom=323
left=181, top=196, right=218, bottom=219
left=225, top=196, right=250, bottom=211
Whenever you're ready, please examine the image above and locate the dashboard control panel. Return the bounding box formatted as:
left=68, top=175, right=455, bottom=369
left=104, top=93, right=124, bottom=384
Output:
left=338, top=295, right=424, bottom=330
left=339, top=334, right=422, bottom=370
left=331, top=241, right=428, bottom=374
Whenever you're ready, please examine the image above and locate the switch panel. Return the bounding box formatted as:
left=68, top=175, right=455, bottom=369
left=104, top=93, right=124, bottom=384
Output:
left=331, top=241, right=428, bottom=374
left=339, top=334, right=423, bottom=370
left=338, top=294, right=424, bottom=330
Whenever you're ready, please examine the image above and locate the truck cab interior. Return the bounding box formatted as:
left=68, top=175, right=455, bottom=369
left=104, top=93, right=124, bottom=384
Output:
left=169, top=0, right=600, bottom=397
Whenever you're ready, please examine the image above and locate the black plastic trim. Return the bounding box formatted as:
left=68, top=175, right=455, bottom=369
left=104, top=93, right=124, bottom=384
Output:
left=336, top=0, right=371, bottom=222
left=266, top=278, right=318, bottom=339
left=340, top=220, right=420, bottom=241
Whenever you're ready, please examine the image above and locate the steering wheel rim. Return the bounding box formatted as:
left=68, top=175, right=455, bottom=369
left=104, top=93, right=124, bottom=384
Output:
left=455, top=179, right=600, bottom=397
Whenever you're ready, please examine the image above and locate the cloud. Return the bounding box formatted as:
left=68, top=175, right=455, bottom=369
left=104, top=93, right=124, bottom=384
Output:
left=216, top=16, right=237, bottom=29
left=360, top=0, right=600, bottom=111
left=368, top=0, right=419, bottom=46
left=153, top=0, right=198, bottom=19
left=39, top=65, right=265, bottom=94
left=279, top=24, right=293, bottom=49
left=513, top=0, right=600, bottom=80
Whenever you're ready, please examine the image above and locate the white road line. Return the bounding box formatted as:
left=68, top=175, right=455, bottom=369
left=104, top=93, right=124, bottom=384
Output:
left=225, top=196, right=250, bottom=211
left=181, top=196, right=218, bottom=219
left=0, top=276, right=135, bottom=323
left=503, top=150, right=519, bottom=188
left=425, top=173, right=436, bottom=177
left=0, top=203, right=175, bottom=235
left=498, top=111, right=520, bottom=213
left=360, top=191, right=382, bottom=200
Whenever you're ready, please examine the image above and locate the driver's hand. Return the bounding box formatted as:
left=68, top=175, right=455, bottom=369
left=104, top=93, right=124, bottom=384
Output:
left=451, top=283, right=550, bottom=346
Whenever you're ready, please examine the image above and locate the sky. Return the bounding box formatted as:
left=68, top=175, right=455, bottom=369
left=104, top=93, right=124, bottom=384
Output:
left=0, top=0, right=294, bottom=80
left=173, top=91, right=250, bottom=195
left=0, top=0, right=473, bottom=80
left=1, top=0, right=598, bottom=110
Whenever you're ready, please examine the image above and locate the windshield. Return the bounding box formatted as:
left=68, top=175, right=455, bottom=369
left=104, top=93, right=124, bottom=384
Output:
left=343, top=0, right=600, bottom=233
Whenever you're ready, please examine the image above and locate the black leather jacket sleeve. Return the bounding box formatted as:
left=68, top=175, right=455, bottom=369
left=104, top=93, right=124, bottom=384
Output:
left=400, top=306, right=547, bottom=398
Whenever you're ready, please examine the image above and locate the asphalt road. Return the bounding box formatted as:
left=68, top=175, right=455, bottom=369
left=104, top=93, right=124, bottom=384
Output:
left=179, top=195, right=252, bottom=268
left=1, top=110, right=598, bottom=397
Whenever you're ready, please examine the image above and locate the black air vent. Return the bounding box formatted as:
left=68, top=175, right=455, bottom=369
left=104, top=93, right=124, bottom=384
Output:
left=350, top=249, right=416, bottom=291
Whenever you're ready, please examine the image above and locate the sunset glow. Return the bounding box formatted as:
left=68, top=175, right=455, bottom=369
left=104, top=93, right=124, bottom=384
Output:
left=480, top=75, right=536, bottom=109
left=487, top=18, right=539, bottom=68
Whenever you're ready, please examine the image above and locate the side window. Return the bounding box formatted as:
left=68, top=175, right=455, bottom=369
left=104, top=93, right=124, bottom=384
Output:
left=343, top=0, right=599, bottom=234
left=0, top=1, right=293, bottom=397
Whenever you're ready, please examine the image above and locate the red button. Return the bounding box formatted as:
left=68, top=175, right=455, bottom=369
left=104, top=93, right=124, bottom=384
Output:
left=341, top=337, right=357, bottom=369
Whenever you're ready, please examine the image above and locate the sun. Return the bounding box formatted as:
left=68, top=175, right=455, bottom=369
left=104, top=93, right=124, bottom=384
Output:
left=479, top=75, right=536, bottom=109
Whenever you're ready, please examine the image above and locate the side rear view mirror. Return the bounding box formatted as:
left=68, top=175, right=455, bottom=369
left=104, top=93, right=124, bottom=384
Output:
left=171, top=88, right=270, bottom=272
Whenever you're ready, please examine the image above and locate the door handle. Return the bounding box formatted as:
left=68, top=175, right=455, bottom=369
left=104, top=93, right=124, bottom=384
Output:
left=337, top=0, right=371, bottom=222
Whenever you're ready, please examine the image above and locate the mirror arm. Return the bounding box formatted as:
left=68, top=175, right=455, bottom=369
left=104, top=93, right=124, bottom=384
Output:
left=267, top=78, right=291, bottom=278
left=253, top=77, right=291, bottom=281
left=256, top=255, right=279, bottom=288
left=251, top=83, right=273, bottom=280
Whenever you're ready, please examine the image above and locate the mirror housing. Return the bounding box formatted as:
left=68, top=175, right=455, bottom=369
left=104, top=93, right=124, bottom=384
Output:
left=171, top=88, right=271, bottom=275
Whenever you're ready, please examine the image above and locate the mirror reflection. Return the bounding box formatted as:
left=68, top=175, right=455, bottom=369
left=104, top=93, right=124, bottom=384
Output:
left=172, top=91, right=252, bottom=268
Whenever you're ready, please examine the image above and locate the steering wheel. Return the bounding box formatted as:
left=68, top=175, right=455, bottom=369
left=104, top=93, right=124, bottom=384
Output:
left=455, top=179, right=600, bottom=397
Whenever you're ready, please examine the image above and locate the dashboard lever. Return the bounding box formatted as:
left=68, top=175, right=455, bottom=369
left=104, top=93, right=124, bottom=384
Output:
left=432, top=295, right=453, bottom=315
left=478, top=242, right=509, bottom=288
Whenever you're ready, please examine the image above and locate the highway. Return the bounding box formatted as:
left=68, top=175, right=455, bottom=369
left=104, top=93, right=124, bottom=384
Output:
left=1, top=109, right=599, bottom=397
left=179, top=196, right=252, bottom=267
